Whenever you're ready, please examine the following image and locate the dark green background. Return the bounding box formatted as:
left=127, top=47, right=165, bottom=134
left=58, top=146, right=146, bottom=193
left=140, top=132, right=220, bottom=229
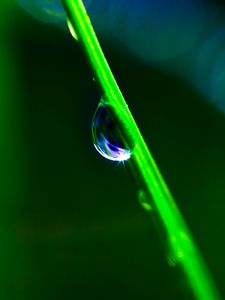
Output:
left=1, top=3, right=225, bottom=299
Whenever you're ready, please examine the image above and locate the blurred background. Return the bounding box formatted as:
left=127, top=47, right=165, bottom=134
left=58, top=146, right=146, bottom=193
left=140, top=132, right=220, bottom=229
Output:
left=1, top=0, right=225, bottom=299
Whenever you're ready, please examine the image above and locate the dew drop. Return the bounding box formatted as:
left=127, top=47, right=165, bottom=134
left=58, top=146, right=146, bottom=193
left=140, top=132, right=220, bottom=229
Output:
left=138, top=189, right=153, bottom=213
left=67, top=18, right=79, bottom=41
left=92, top=102, right=131, bottom=162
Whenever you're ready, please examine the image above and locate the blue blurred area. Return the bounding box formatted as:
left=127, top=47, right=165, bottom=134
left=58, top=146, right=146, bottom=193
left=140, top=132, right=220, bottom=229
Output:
left=109, top=0, right=205, bottom=61
left=16, top=0, right=205, bottom=58
left=16, top=0, right=225, bottom=114
left=194, top=27, right=225, bottom=113
left=16, top=0, right=66, bottom=23
left=16, top=0, right=92, bottom=23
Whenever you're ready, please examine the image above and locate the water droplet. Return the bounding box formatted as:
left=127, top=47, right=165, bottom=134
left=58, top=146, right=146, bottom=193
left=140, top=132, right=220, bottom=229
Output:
left=67, top=19, right=79, bottom=41
left=138, top=189, right=153, bottom=212
left=92, top=102, right=131, bottom=162
left=167, top=232, right=191, bottom=267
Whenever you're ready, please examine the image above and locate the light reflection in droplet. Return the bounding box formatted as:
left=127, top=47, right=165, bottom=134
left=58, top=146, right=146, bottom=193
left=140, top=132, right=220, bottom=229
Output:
left=92, top=102, right=131, bottom=162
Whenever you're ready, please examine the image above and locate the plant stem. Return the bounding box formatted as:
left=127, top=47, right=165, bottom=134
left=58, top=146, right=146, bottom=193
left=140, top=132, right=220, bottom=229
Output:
left=62, top=1, right=221, bottom=299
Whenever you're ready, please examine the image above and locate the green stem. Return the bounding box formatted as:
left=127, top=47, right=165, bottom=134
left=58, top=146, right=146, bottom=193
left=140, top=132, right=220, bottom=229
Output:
left=62, top=1, right=221, bottom=299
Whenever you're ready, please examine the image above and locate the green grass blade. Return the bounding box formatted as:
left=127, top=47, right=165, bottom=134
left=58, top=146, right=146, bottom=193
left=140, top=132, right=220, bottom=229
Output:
left=61, top=1, right=221, bottom=299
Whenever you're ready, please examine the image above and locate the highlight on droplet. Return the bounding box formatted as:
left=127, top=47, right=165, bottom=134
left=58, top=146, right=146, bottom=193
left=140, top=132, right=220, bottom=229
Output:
left=92, top=102, right=131, bottom=162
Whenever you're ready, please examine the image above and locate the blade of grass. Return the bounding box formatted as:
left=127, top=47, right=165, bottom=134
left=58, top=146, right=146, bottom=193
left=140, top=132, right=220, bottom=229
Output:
left=61, top=0, right=221, bottom=299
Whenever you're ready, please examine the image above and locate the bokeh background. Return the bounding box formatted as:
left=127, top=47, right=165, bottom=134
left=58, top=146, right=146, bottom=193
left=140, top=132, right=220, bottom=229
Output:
left=1, top=0, right=225, bottom=299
